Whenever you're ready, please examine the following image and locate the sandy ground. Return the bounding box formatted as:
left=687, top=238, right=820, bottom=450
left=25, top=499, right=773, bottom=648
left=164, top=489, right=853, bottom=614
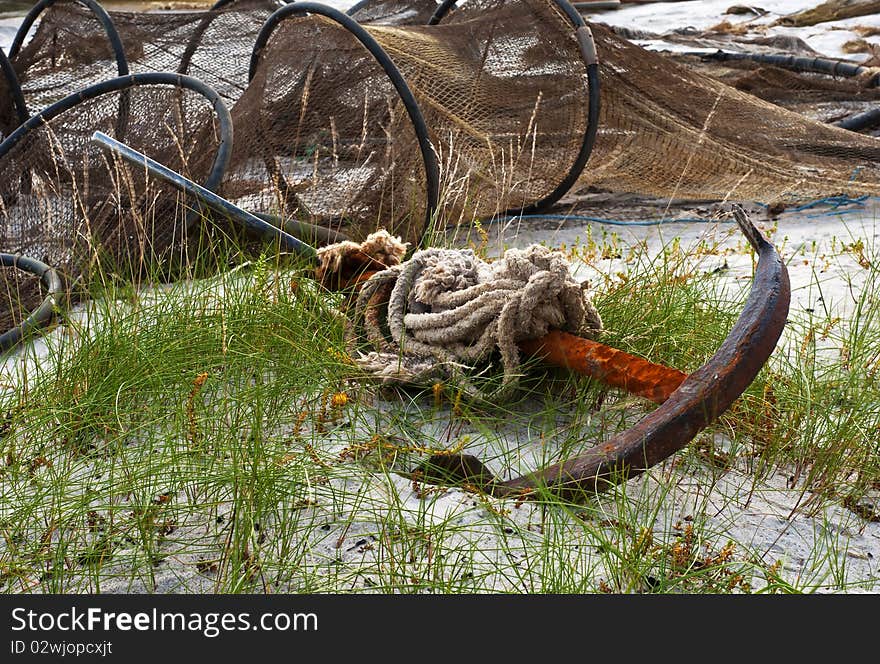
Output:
left=1, top=1, right=879, bottom=592
left=2, top=196, right=877, bottom=594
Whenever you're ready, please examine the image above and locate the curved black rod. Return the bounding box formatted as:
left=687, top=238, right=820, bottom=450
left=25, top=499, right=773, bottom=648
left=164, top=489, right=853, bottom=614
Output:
left=249, top=1, right=440, bottom=247
left=345, top=0, right=373, bottom=15
left=698, top=50, right=874, bottom=80
left=179, top=0, right=286, bottom=77
left=0, top=48, right=30, bottom=126
left=697, top=49, right=880, bottom=134
left=428, top=0, right=600, bottom=218
left=427, top=0, right=457, bottom=24
left=0, top=71, right=233, bottom=214
left=8, top=0, right=129, bottom=77
left=178, top=6, right=226, bottom=76
left=517, top=56, right=599, bottom=217
left=0, top=253, right=64, bottom=353
left=835, top=107, right=880, bottom=132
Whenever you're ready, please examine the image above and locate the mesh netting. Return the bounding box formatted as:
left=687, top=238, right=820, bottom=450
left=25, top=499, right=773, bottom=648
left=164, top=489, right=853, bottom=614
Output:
left=0, top=77, right=227, bottom=294
left=5, top=0, right=880, bottom=258
left=85, top=0, right=282, bottom=106
left=683, top=58, right=880, bottom=128
left=7, top=0, right=127, bottom=114
left=585, top=23, right=880, bottom=203
left=5, top=0, right=280, bottom=116
left=229, top=0, right=593, bottom=244
left=347, top=0, right=439, bottom=24
left=0, top=264, right=45, bottom=335
left=226, top=11, right=433, bottom=247
left=350, top=1, right=880, bottom=204
left=367, top=0, right=592, bottom=221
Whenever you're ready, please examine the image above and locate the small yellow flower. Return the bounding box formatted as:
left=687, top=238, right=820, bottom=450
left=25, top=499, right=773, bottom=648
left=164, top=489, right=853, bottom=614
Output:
left=330, top=391, right=348, bottom=408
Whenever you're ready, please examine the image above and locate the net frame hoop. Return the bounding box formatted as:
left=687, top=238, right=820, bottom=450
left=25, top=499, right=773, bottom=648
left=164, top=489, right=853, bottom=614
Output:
left=0, top=71, right=232, bottom=192
left=177, top=0, right=287, bottom=78
left=428, top=0, right=600, bottom=217
left=0, top=48, right=29, bottom=126
left=8, top=0, right=129, bottom=79
left=0, top=71, right=234, bottom=249
left=249, top=1, right=441, bottom=246
left=0, top=253, right=63, bottom=353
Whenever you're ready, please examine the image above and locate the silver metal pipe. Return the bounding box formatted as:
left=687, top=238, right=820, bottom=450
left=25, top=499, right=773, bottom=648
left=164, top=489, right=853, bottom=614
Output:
left=91, top=131, right=318, bottom=262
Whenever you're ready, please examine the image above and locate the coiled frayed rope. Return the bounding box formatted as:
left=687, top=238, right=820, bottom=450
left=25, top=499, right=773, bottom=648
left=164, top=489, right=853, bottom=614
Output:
left=319, top=231, right=603, bottom=400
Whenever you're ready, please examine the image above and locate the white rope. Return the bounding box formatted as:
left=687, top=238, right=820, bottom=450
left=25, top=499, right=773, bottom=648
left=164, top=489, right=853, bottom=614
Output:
left=335, top=235, right=602, bottom=400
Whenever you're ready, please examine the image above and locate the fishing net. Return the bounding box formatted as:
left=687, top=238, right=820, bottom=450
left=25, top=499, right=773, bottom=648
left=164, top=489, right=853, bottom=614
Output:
left=224, top=8, right=436, bottom=248
left=5, top=0, right=282, bottom=113
left=4, top=0, right=128, bottom=117
left=229, top=0, right=595, bottom=245
left=0, top=74, right=230, bottom=301
left=0, top=263, right=45, bottom=336
left=678, top=56, right=880, bottom=131
left=82, top=0, right=282, bottom=105
left=365, top=0, right=594, bottom=220
left=349, top=0, right=880, bottom=204
left=346, top=0, right=439, bottom=25
left=4, top=0, right=595, bottom=245
left=7, top=0, right=880, bottom=223
left=583, top=23, right=880, bottom=203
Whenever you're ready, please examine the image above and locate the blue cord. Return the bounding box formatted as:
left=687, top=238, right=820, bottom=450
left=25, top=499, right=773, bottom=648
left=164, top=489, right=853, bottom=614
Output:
left=492, top=195, right=875, bottom=227
left=493, top=213, right=728, bottom=227
left=758, top=194, right=869, bottom=213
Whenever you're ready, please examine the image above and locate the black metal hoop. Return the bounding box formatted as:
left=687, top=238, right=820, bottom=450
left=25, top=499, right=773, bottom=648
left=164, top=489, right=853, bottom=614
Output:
left=250, top=1, right=441, bottom=246
left=0, top=72, right=233, bottom=198
left=0, top=253, right=63, bottom=353
left=0, top=47, right=29, bottom=127
left=178, top=0, right=287, bottom=77
left=9, top=0, right=129, bottom=78
left=427, top=0, right=600, bottom=218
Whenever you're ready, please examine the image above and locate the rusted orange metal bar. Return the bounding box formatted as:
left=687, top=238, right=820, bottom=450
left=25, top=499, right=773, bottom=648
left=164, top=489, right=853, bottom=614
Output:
left=327, top=269, right=689, bottom=403
left=518, top=330, right=687, bottom=404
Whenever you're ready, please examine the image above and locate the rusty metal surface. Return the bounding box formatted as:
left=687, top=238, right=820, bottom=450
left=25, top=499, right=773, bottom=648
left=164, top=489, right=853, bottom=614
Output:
left=422, top=207, right=790, bottom=501
left=497, top=207, right=789, bottom=499
left=518, top=330, right=688, bottom=404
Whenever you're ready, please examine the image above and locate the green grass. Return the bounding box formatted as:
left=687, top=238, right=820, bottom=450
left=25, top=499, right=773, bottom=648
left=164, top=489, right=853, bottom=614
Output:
left=0, top=220, right=878, bottom=594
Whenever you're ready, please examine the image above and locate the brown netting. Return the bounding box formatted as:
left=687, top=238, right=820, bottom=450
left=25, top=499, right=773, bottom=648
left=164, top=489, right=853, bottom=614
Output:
left=11, top=0, right=593, bottom=243
left=585, top=23, right=880, bottom=203
left=366, top=0, right=591, bottom=221
left=347, top=0, right=440, bottom=25
left=7, top=0, right=280, bottom=113
left=0, top=264, right=45, bottom=335
left=349, top=1, right=880, bottom=204
left=0, top=81, right=226, bottom=297
left=226, top=0, right=593, bottom=244
left=225, top=12, right=432, bottom=246
left=7, top=0, right=880, bottom=253
left=679, top=58, right=880, bottom=128
left=8, top=1, right=126, bottom=113
left=89, top=0, right=281, bottom=105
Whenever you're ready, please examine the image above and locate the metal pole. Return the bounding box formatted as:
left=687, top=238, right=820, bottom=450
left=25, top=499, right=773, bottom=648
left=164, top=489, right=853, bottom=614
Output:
left=90, top=131, right=318, bottom=262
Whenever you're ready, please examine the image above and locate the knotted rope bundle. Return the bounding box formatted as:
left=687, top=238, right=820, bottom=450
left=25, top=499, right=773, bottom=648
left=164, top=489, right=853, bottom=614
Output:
left=319, top=231, right=603, bottom=399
